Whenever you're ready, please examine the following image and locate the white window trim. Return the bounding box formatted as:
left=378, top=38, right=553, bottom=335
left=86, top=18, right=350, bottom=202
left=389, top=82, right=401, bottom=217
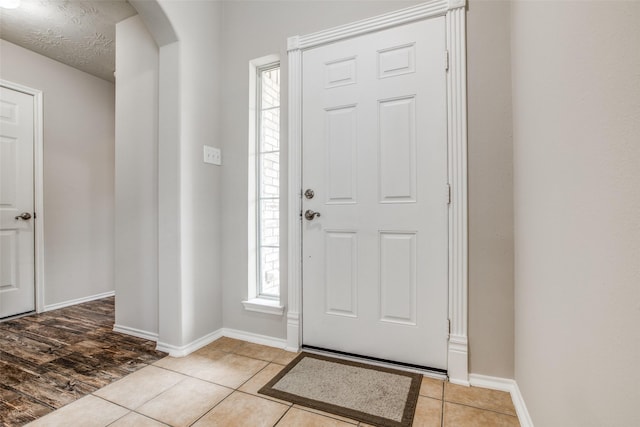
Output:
left=244, top=54, right=284, bottom=316
left=242, top=298, right=284, bottom=316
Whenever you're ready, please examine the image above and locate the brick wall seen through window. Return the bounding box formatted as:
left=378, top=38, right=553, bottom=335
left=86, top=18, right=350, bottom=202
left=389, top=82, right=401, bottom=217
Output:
left=257, top=65, right=280, bottom=298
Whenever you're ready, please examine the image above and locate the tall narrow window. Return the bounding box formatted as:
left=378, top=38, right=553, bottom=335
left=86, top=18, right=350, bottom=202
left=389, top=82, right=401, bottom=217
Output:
left=256, top=64, right=280, bottom=298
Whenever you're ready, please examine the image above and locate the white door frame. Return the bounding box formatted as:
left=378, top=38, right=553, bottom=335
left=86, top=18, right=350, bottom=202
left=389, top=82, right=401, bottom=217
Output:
left=286, top=0, right=469, bottom=385
left=0, top=80, right=45, bottom=314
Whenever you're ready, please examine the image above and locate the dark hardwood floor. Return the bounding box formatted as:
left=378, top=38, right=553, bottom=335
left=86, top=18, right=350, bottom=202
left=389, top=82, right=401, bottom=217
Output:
left=0, top=297, right=166, bottom=426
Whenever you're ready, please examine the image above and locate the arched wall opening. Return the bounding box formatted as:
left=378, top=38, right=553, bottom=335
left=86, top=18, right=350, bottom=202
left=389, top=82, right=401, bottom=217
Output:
left=115, top=0, right=226, bottom=354
left=115, top=0, right=183, bottom=348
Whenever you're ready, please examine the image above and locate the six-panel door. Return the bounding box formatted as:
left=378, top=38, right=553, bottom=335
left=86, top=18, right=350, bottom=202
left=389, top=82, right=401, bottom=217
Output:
left=0, top=86, right=36, bottom=319
left=302, top=17, right=449, bottom=369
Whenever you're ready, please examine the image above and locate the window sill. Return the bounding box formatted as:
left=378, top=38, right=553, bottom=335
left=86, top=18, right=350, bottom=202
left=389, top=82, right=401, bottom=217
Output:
left=242, top=298, right=285, bottom=316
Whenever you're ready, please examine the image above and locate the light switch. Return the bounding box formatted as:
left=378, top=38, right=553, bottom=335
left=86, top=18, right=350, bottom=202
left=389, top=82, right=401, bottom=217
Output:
left=204, top=145, right=222, bottom=165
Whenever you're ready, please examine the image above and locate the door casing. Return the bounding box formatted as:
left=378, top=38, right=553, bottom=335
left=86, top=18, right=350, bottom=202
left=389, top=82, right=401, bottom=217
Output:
left=0, top=80, right=45, bottom=315
left=285, top=0, right=469, bottom=385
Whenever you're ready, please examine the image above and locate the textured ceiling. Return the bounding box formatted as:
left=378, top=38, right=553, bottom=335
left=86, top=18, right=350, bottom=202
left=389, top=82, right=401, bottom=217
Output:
left=0, top=0, right=138, bottom=83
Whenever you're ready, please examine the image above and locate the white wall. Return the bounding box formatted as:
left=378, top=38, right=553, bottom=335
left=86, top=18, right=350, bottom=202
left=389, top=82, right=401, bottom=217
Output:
left=157, top=0, right=225, bottom=346
left=511, top=1, right=640, bottom=425
left=115, top=0, right=225, bottom=350
left=156, top=40, right=182, bottom=348
left=130, top=0, right=181, bottom=351
left=114, top=16, right=159, bottom=337
left=0, top=40, right=115, bottom=307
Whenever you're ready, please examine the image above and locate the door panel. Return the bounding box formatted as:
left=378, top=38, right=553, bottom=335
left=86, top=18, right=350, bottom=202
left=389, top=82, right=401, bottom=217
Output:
left=378, top=96, right=417, bottom=203
left=325, top=106, right=357, bottom=204
left=324, top=230, right=358, bottom=317
left=0, top=86, right=35, bottom=318
left=379, top=231, right=417, bottom=325
left=302, top=17, right=448, bottom=369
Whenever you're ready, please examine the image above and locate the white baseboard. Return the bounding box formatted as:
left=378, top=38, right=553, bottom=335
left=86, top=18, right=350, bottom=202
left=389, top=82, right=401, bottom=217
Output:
left=221, top=328, right=288, bottom=350
left=157, top=329, right=224, bottom=357
left=156, top=328, right=288, bottom=358
left=43, top=291, right=115, bottom=312
left=469, top=373, right=534, bottom=427
left=510, top=382, right=534, bottom=427
left=113, top=324, right=158, bottom=342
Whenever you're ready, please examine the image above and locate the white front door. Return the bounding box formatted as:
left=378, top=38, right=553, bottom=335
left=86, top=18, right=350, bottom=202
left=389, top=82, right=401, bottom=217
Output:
left=302, top=17, right=449, bottom=369
left=0, top=86, right=36, bottom=318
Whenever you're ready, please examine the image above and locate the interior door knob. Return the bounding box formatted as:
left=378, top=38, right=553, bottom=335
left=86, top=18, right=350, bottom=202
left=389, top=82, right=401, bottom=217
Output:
left=15, top=212, right=32, bottom=221
left=304, top=210, right=321, bottom=221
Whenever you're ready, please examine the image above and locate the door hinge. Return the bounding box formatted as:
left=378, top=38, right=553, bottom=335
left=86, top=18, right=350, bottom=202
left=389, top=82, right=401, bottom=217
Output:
left=33, top=212, right=37, bottom=219
left=445, top=50, right=449, bottom=71
left=448, top=319, right=451, bottom=337
left=447, top=183, right=451, bottom=205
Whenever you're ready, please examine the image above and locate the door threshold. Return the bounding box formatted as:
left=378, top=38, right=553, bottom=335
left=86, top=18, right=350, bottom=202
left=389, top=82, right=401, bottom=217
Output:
left=301, top=345, right=448, bottom=380
left=0, top=310, right=36, bottom=323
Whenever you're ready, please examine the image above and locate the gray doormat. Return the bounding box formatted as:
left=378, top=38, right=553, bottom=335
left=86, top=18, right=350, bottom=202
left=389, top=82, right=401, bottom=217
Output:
left=258, top=352, right=422, bottom=427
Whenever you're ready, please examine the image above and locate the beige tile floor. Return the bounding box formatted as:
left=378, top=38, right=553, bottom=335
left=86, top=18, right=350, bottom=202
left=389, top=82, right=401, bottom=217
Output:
left=26, top=337, right=520, bottom=426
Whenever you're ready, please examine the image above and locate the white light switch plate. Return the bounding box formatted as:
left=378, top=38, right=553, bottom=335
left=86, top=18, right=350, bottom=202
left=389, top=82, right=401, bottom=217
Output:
left=203, top=145, right=222, bottom=165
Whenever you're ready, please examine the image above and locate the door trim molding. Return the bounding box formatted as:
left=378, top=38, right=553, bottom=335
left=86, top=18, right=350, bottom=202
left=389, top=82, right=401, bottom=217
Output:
left=444, top=3, right=469, bottom=386
left=286, top=0, right=469, bottom=384
left=0, top=80, right=45, bottom=314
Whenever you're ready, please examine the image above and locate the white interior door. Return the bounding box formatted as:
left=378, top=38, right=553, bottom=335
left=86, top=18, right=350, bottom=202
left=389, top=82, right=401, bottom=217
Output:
left=0, top=86, right=36, bottom=318
left=302, top=17, right=449, bottom=369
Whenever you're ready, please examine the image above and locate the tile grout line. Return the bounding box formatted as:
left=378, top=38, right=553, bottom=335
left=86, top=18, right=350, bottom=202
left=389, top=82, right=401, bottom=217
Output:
left=91, top=394, right=142, bottom=426
left=104, top=407, right=131, bottom=427
left=180, top=342, right=292, bottom=427
left=443, top=400, right=520, bottom=418
left=186, top=393, right=231, bottom=426
left=185, top=387, right=251, bottom=427
left=185, top=343, right=293, bottom=426
left=290, top=404, right=360, bottom=425
left=234, top=388, right=294, bottom=409
left=129, top=411, right=172, bottom=427
left=235, top=355, right=275, bottom=389
left=271, top=404, right=293, bottom=426
left=150, top=361, right=234, bottom=387
left=129, top=370, right=236, bottom=427
left=92, top=367, right=186, bottom=413
left=443, top=383, right=519, bottom=418
left=151, top=359, right=272, bottom=391
left=92, top=377, right=222, bottom=427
